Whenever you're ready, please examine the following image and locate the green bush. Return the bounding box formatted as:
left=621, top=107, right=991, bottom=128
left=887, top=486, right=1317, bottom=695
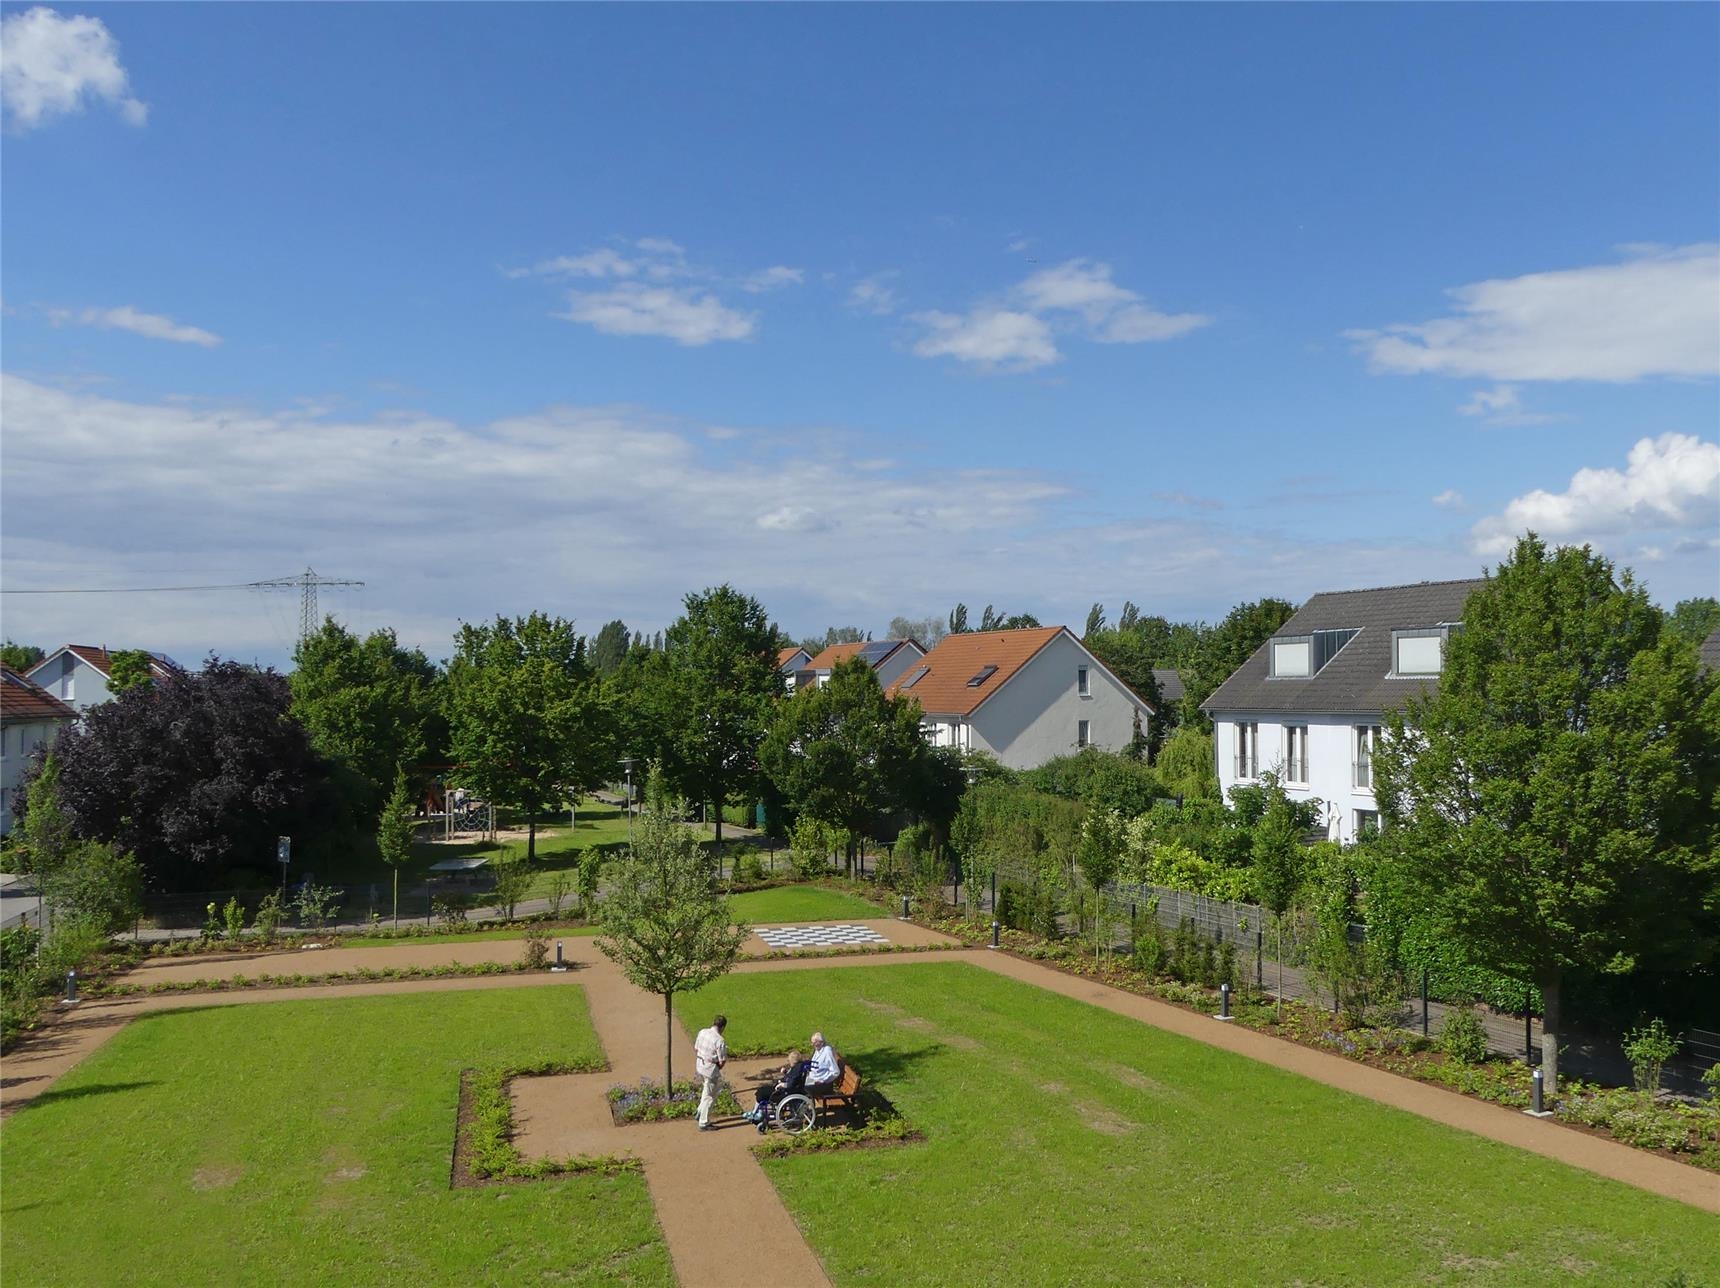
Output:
left=1609, top=1105, right=1691, bottom=1153
left=1439, top=1004, right=1489, bottom=1065
left=0, top=925, right=41, bottom=976
left=734, top=853, right=766, bottom=884
left=222, top=896, right=246, bottom=942
left=521, top=931, right=549, bottom=970
left=434, top=892, right=470, bottom=926
left=1130, top=916, right=1166, bottom=976
left=252, top=892, right=285, bottom=942
left=1622, top=1018, right=1681, bottom=1095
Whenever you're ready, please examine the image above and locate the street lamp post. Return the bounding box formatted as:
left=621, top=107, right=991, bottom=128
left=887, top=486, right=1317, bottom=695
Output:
left=620, top=757, right=635, bottom=845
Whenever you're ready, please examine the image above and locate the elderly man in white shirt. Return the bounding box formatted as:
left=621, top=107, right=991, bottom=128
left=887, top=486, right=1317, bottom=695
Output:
left=805, top=1031, right=840, bottom=1092
left=693, top=1014, right=728, bottom=1131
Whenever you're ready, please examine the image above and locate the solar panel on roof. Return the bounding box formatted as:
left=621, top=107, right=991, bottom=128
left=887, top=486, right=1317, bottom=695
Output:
left=858, top=640, right=895, bottom=665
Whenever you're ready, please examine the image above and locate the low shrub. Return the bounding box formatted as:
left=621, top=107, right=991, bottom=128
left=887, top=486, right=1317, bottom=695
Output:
left=1622, top=1018, right=1681, bottom=1095
left=1439, top=1004, right=1489, bottom=1066
left=521, top=931, right=549, bottom=970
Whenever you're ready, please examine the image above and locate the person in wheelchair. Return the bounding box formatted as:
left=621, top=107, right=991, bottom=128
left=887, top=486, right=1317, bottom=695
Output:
left=744, top=1033, right=841, bottom=1132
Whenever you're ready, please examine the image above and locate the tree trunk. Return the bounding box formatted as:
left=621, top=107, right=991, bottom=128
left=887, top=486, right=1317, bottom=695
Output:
left=527, top=818, right=537, bottom=862
left=1536, top=966, right=1561, bottom=1093
left=1276, top=922, right=1284, bottom=1020
left=712, top=771, right=724, bottom=846
left=665, top=991, right=674, bottom=1092
left=392, top=868, right=399, bottom=928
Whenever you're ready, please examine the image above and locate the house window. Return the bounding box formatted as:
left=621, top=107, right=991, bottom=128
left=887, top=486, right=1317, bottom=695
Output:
left=1393, top=630, right=1444, bottom=676
left=1285, top=726, right=1308, bottom=784
left=1353, top=726, right=1380, bottom=789
left=1270, top=638, right=1311, bottom=677
left=1235, top=722, right=1258, bottom=779
left=1354, top=809, right=1380, bottom=839
left=1077, top=666, right=1090, bottom=697
left=1077, top=719, right=1090, bottom=748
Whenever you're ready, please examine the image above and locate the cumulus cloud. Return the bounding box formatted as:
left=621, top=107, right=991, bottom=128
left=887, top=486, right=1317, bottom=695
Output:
left=911, top=309, right=1058, bottom=372
left=913, top=259, right=1209, bottom=372
left=510, top=238, right=796, bottom=345
left=1431, top=489, right=1466, bottom=509
left=48, top=305, right=221, bottom=347
left=1456, top=384, right=1559, bottom=426
left=848, top=273, right=899, bottom=316
left=1470, top=433, right=1720, bottom=557
left=1, top=6, right=147, bottom=132
left=1347, top=244, right=1720, bottom=382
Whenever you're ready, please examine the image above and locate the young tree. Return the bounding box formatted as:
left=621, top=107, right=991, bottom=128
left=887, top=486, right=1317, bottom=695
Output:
left=664, top=586, right=780, bottom=845
left=1155, top=727, right=1219, bottom=801
left=106, top=649, right=157, bottom=695
left=947, top=603, right=970, bottom=635
left=37, top=659, right=340, bottom=892
left=1375, top=535, right=1720, bottom=1091
left=12, top=758, right=143, bottom=932
left=446, top=613, right=614, bottom=860
left=1077, top=807, right=1126, bottom=954
left=760, top=657, right=931, bottom=872
left=376, top=769, right=416, bottom=926
left=1251, top=790, right=1308, bottom=1017
left=596, top=808, right=749, bottom=1090
left=291, top=619, right=444, bottom=811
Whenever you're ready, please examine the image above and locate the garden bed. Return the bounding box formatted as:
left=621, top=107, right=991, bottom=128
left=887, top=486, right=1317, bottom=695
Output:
left=454, top=1062, right=637, bottom=1185
left=87, top=959, right=545, bottom=997
left=605, top=1077, right=744, bottom=1125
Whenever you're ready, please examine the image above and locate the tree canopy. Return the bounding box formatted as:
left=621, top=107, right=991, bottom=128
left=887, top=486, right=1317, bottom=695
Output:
left=663, top=585, right=781, bottom=842
left=1178, top=597, right=1296, bottom=729
left=1374, top=535, right=1720, bottom=1090
left=589, top=619, right=632, bottom=676
left=106, top=650, right=158, bottom=695
left=1667, top=596, right=1720, bottom=650
left=39, top=658, right=340, bottom=893
left=446, top=612, right=612, bottom=858
left=0, top=641, right=44, bottom=671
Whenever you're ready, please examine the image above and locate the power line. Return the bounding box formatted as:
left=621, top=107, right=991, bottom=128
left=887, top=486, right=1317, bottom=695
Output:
left=1, top=582, right=263, bottom=594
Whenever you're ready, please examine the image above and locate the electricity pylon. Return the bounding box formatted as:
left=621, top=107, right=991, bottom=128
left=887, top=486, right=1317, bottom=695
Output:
left=250, top=567, right=365, bottom=646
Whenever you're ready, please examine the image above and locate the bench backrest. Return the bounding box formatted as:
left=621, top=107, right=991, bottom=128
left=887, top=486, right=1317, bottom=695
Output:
left=835, top=1064, right=861, bottom=1097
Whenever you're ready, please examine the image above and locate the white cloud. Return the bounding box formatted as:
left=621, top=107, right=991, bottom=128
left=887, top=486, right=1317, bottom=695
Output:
left=911, top=309, right=1059, bottom=372
left=1432, top=489, right=1466, bottom=509
left=559, top=284, right=754, bottom=346
left=48, top=305, right=221, bottom=347
left=742, top=266, right=803, bottom=293
left=1347, top=244, right=1720, bottom=382
left=1456, top=384, right=1559, bottom=426
left=511, top=239, right=784, bottom=344
left=913, top=259, right=1209, bottom=372
left=1471, top=433, right=1720, bottom=556
left=1, top=7, right=147, bottom=132
left=848, top=274, right=899, bottom=316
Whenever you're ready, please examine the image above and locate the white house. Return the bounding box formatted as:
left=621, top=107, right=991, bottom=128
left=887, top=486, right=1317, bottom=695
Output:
left=777, top=646, right=813, bottom=694
left=1, top=667, right=78, bottom=835
left=886, top=626, right=1153, bottom=769
left=798, top=639, right=927, bottom=692
left=24, top=645, right=181, bottom=714
left=1203, top=578, right=1485, bottom=843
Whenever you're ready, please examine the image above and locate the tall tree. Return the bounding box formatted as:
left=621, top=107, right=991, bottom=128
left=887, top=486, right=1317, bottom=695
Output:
left=0, top=641, right=44, bottom=671
left=1116, top=601, right=1141, bottom=633
left=760, top=656, right=932, bottom=871
left=1084, top=603, right=1107, bottom=638
left=446, top=613, right=613, bottom=859
left=38, top=658, right=339, bottom=892
left=1374, top=535, right=1720, bottom=1091
left=664, top=586, right=780, bottom=844
left=947, top=603, right=970, bottom=635
left=589, top=619, right=632, bottom=676
left=106, top=649, right=157, bottom=695
left=887, top=614, right=946, bottom=647
left=291, top=619, right=444, bottom=810
left=596, top=807, right=749, bottom=1091
left=1179, top=597, right=1296, bottom=729
left=799, top=625, right=868, bottom=655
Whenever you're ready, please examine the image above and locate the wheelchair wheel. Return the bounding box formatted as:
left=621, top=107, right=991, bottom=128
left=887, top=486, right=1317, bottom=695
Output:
left=775, top=1094, right=816, bottom=1135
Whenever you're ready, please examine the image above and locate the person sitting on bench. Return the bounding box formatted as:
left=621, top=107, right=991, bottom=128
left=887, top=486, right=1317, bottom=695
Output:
left=804, top=1032, right=840, bottom=1094
left=744, top=1034, right=841, bottom=1129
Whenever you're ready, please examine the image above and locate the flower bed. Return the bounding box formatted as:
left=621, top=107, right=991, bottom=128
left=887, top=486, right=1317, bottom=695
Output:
left=605, top=1077, right=743, bottom=1125
left=88, top=960, right=535, bottom=997
left=917, top=912, right=1720, bottom=1172
left=456, top=1060, right=637, bottom=1183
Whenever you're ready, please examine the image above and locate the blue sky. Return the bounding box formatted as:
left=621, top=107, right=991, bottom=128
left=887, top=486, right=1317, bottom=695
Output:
left=3, top=3, right=1716, bottom=668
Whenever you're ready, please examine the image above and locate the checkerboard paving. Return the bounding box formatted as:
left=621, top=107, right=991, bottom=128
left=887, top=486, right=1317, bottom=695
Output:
left=753, top=924, right=890, bottom=950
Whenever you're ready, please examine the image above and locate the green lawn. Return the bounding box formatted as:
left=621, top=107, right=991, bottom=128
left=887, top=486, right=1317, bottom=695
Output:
left=729, top=886, right=885, bottom=923
left=0, top=989, right=670, bottom=1287
left=688, top=962, right=1719, bottom=1287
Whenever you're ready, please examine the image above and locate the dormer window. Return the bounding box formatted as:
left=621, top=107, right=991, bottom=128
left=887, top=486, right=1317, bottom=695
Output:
left=1393, top=628, right=1445, bottom=676
left=1270, top=637, right=1312, bottom=677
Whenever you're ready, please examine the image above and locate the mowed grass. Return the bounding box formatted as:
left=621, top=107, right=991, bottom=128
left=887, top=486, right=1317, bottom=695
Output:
left=729, top=886, right=885, bottom=923
left=0, top=989, right=670, bottom=1287
left=689, top=963, right=1720, bottom=1287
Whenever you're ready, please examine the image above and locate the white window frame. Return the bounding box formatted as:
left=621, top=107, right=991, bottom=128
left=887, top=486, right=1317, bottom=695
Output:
left=1235, top=722, right=1258, bottom=780
left=1077, top=666, right=1091, bottom=697
left=1392, top=629, right=1445, bottom=676
left=1284, top=726, right=1308, bottom=784
left=1353, top=725, right=1380, bottom=789
left=1076, top=719, right=1090, bottom=748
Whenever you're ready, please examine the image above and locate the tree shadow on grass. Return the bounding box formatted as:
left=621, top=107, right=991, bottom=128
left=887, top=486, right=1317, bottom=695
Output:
left=9, top=1080, right=158, bottom=1113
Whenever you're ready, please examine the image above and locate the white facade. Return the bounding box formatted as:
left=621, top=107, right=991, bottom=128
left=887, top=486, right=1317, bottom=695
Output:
left=870, top=642, right=926, bottom=691
left=26, top=650, right=116, bottom=712
left=0, top=717, right=72, bottom=834
left=1214, top=712, right=1382, bottom=842
left=925, top=633, right=1148, bottom=770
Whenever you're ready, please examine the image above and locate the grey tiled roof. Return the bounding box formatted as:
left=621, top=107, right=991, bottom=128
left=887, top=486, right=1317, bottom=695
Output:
left=1152, top=668, right=1185, bottom=703
left=1701, top=627, right=1720, bottom=675
left=1203, top=578, right=1487, bottom=717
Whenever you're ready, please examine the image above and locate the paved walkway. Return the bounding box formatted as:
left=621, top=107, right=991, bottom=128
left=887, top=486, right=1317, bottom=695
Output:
left=4, top=926, right=1714, bottom=1288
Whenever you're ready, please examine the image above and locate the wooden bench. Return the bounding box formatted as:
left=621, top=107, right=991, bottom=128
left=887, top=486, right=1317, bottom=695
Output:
left=810, top=1064, right=862, bottom=1116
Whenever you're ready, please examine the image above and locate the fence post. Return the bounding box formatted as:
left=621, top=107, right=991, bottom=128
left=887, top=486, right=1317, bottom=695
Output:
left=1421, top=969, right=1430, bottom=1037
left=1256, top=927, right=1264, bottom=989
left=1524, top=989, right=1533, bottom=1065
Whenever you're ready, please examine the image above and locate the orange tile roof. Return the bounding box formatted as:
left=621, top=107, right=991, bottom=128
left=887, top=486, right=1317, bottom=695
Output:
left=806, top=641, right=867, bottom=670
left=886, top=626, right=1064, bottom=716
left=777, top=646, right=808, bottom=668
left=0, top=667, right=78, bottom=723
